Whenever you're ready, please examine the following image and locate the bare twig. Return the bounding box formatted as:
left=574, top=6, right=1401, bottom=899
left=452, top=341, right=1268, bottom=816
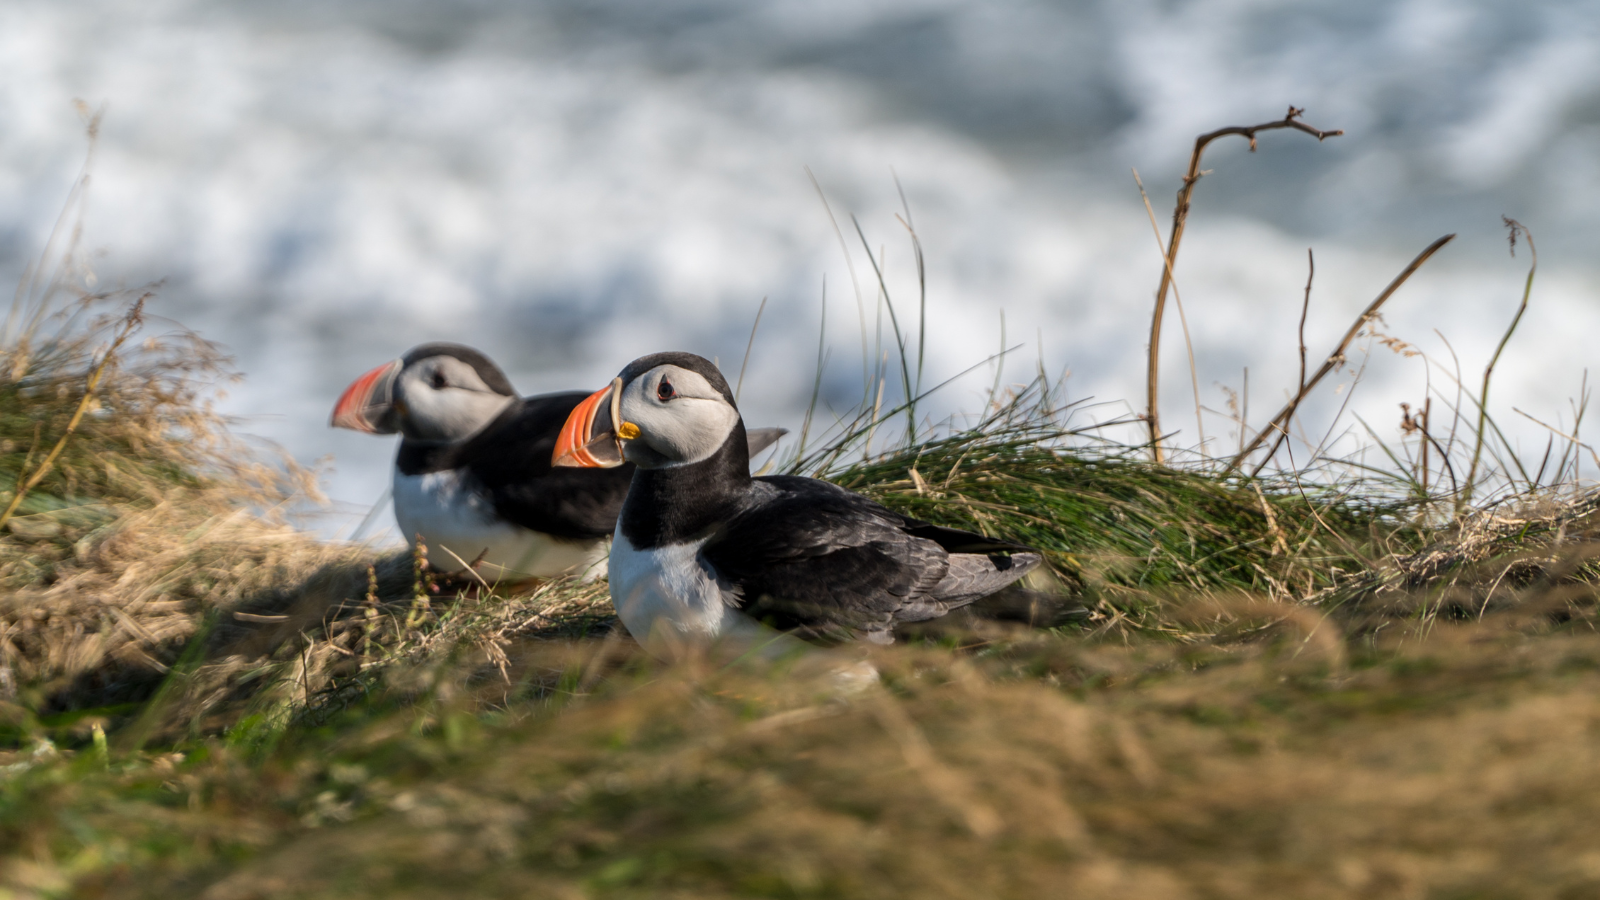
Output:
left=0, top=295, right=147, bottom=533
left=1298, top=249, right=1313, bottom=404
left=1254, top=248, right=1317, bottom=473
left=1421, top=396, right=1431, bottom=496
left=1462, top=218, right=1537, bottom=508
left=437, top=544, right=493, bottom=592
left=1146, top=107, right=1344, bottom=461
left=1242, top=367, right=1249, bottom=456
left=1514, top=406, right=1600, bottom=476
left=1133, top=168, right=1206, bottom=456
left=1230, top=233, right=1456, bottom=475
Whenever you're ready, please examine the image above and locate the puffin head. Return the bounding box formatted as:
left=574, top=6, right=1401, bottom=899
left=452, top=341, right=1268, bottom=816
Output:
left=330, top=343, right=518, bottom=443
left=552, top=352, right=742, bottom=470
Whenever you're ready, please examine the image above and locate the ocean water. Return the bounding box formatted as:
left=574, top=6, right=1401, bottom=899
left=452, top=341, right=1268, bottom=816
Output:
left=2, top=0, right=1598, bottom=537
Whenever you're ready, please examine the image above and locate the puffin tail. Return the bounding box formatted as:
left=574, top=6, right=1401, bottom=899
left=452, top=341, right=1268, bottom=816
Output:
left=928, top=550, right=1043, bottom=609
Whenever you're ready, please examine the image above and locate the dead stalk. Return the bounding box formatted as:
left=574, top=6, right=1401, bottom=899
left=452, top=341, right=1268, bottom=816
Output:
left=1145, top=107, right=1343, bottom=463
left=0, top=295, right=147, bottom=533
left=1133, top=168, right=1206, bottom=457
left=1421, top=396, right=1432, bottom=496
left=1230, top=233, right=1455, bottom=475
left=1461, top=218, right=1536, bottom=509
left=1298, top=248, right=1313, bottom=403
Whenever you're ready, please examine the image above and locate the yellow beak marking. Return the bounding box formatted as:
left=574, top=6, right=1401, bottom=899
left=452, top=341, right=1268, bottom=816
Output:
left=616, top=421, right=641, bottom=440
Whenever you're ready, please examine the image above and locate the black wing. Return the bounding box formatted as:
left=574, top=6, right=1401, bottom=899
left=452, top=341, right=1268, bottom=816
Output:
left=476, top=393, right=638, bottom=539
left=397, top=392, right=635, bottom=540
left=701, top=476, right=963, bottom=642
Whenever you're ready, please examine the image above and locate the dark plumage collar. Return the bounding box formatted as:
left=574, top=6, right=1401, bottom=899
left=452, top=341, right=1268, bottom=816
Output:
left=619, top=419, right=752, bottom=548
left=395, top=397, right=525, bottom=475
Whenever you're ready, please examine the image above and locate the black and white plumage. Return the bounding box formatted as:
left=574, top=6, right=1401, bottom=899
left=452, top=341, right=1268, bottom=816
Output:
left=331, top=343, right=782, bottom=581
left=551, top=351, right=1041, bottom=646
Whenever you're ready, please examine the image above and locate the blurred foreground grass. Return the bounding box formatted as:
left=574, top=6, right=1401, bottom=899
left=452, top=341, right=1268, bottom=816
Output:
left=11, top=607, right=1600, bottom=899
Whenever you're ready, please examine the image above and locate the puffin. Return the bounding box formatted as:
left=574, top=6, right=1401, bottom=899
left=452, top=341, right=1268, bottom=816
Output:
left=550, top=351, right=1042, bottom=648
left=330, top=343, right=784, bottom=582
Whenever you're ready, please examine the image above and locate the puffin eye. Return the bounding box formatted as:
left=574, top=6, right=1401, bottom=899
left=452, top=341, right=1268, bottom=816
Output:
left=430, top=371, right=448, bottom=389
left=656, top=377, right=676, bottom=401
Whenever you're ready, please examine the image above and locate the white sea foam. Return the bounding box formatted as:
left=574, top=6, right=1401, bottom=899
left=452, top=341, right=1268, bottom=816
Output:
left=0, top=0, right=1596, bottom=536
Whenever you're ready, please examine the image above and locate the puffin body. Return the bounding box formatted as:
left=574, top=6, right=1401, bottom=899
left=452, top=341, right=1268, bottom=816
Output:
left=552, top=352, right=1042, bottom=646
left=387, top=389, right=634, bottom=579
left=332, top=345, right=630, bottom=580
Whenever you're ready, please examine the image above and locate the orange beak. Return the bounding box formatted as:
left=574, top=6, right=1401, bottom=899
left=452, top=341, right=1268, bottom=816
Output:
left=552, top=378, right=628, bottom=468
left=331, top=360, right=402, bottom=434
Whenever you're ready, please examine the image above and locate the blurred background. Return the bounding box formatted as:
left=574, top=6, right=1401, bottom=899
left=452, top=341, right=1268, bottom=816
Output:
left=2, top=0, right=1598, bottom=537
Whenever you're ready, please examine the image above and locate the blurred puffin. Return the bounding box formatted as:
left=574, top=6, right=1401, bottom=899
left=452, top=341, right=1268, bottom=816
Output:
left=331, top=343, right=784, bottom=582
left=551, top=351, right=1041, bottom=647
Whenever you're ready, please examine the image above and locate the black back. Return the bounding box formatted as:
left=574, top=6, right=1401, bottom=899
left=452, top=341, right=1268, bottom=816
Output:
left=398, top=391, right=634, bottom=540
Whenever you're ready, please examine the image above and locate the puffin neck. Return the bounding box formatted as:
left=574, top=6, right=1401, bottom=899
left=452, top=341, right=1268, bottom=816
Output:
left=396, top=399, right=523, bottom=475
left=620, top=419, right=752, bottom=548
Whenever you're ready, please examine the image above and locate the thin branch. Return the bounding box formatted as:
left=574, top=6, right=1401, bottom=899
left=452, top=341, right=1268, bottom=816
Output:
left=1516, top=406, right=1600, bottom=476
left=1133, top=168, right=1205, bottom=459
left=0, top=295, right=146, bottom=533
left=1298, top=248, right=1313, bottom=408
left=1255, top=247, right=1317, bottom=472
left=1230, top=233, right=1456, bottom=474
left=1427, top=395, right=1440, bottom=493
left=1145, top=107, right=1344, bottom=462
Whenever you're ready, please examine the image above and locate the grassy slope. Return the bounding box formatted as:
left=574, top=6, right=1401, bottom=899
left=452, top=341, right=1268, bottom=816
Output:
left=12, top=620, right=1600, bottom=899
left=5, top=304, right=1600, bottom=898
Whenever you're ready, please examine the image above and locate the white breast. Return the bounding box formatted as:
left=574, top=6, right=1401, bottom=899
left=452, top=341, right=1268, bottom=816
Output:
left=607, top=530, right=732, bottom=645
left=392, top=469, right=608, bottom=581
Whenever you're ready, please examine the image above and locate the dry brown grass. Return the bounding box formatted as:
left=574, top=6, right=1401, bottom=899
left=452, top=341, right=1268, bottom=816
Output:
left=9, top=615, right=1600, bottom=899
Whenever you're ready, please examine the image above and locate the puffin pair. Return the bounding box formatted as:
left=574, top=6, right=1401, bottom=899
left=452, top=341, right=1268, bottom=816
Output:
left=330, top=343, right=782, bottom=581
left=550, top=352, right=1042, bottom=648
left=333, top=346, right=1041, bottom=648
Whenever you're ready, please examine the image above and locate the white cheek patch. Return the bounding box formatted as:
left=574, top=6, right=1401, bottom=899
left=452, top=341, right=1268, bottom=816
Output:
left=403, top=384, right=514, bottom=441
left=619, top=367, right=741, bottom=466
left=631, top=399, right=740, bottom=464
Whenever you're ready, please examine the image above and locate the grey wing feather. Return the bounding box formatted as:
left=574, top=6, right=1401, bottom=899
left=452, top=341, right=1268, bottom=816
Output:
left=744, top=427, right=788, bottom=459
left=921, top=551, right=1042, bottom=613
left=704, top=476, right=1038, bottom=643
